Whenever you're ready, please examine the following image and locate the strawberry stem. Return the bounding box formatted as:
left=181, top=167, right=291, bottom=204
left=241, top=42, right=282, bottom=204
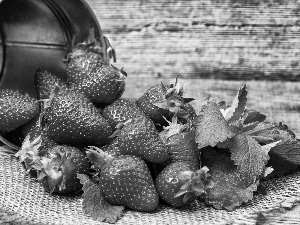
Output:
left=86, top=146, right=115, bottom=171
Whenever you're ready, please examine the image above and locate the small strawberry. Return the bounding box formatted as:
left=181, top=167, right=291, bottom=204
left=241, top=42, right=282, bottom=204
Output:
left=155, top=161, right=213, bottom=208
left=159, top=116, right=200, bottom=170
left=35, top=68, right=67, bottom=100
left=102, top=98, right=146, bottom=131
left=0, top=89, right=39, bottom=133
left=44, top=87, right=112, bottom=146
left=64, top=30, right=126, bottom=105
left=136, top=77, right=194, bottom=127
left=37, top=145, right=90, bottom=194
left=86, top=147, right=159, bottom=212
left=110, top=115, right=169, bottom=163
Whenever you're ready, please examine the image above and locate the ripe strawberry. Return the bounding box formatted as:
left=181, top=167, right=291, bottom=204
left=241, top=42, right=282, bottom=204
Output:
left=136, top=83, right=170, bottom=126
left=99, top=138, right=122, bottom=157
left=86, top=148, right=159, bottom=212
left=0, top=89, right=39, bottom=133
left=155, top=161, right=213, bottom=208
left=64, top=32, right=126, bottom=105
left=35, top=68, right=67, bottom=100
left=102, top=98, right=146, bottom=131
left=44, top=87, right=112, bottom=146
left=159, top=116, right=200, bottom=170
left=136, top=77, right=194, bottom=127
left=38, top=145, right=90, bottom=194
left=148, top=116, right=200, bottom=179
left=110, top=115, right=169, bottom=163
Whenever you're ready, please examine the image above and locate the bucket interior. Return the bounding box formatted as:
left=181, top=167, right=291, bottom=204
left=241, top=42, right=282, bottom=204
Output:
left=0, top=0, right=101, bottom=97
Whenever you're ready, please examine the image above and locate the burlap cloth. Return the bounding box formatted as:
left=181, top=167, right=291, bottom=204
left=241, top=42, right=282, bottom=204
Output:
left=1, top=155, right=300, bottom=225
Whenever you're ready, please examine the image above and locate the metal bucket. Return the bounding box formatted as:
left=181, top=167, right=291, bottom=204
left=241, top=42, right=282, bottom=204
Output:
left=0, top=0, right=103, bottom=97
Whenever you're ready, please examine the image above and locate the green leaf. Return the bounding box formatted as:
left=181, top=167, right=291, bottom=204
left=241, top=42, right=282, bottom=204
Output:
left=194, top=101, right=235, bottom=149
left=230, top=134, right=269, bottom=186
left=240, top=122, right=295, bottom=144
left=269, top=139, right=300, bottom=165
left=78, top=174, right=124, bottom=224
left=243, top=109, right=266, bottom=124
left=221, top=84, right=247, bottom=123
left=261, top=140, right=282, bottom=154
left=202, top=147, right=259, bottom=211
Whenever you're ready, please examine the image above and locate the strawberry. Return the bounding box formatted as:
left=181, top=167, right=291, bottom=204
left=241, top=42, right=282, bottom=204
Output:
left=0, top=89, right=39, bottom=133
left=64, top=31, right=126, bottom=105
left=44, top=87, right=112, bottom=146
left=102, top=98, right=146, bottom=131
left=99, top=138, right=122, bottom=157
left=136, top=77, right=194, bottom=127
left=86, top=148, right=159, bottom=212
left=155, top=161, right=213, bottom=208
left=136, top=83, right=170, bottom=126
left=149, top=116, right=200, bottom=179
left=35, top=68, right=67, bottom=100
left=110, top=115, right=169, bottom=163
left=159, top=116, right=200, bottom=170
left=37, top=145, right=90, bottom=194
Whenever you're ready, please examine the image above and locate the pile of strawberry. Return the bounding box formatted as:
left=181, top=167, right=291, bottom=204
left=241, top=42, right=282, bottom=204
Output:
left=0, top=30, right=300, bottom=224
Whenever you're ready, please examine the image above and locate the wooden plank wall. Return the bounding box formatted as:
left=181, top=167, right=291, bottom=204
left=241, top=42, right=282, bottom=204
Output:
left=86, top=0, right=300, bottom=81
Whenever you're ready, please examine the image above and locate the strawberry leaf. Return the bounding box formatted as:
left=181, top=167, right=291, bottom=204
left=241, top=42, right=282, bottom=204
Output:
left=261, top=140, right=282, bottom=154
left=240, top=122, right=295, bottom=144
left=194, top=101, right=235, bottom=149
left=202, top=147, right=259, bottom=211
left=78, top=173, right=124, bottom=224
left=243, top=109, right=266, bottom=124
left=270, top=139, right=300, bottom=165
left=230, top=135, right=278, bottom=186
left=221, top=84, right=247, bottom=123
left=267, top=139, right=300, bottom=177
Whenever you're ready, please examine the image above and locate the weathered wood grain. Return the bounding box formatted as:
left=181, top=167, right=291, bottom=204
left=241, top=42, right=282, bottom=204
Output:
left=86, top=0, right=300, bottom=80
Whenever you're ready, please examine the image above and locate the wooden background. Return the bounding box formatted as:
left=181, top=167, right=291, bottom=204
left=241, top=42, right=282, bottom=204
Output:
left=86, top=0, right=300, bottom=80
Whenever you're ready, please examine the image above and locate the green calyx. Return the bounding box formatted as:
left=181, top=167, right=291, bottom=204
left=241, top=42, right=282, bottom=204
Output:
left=152, top=77, right=194, bottom=114
left=174, top=166, right=214, bottom=203
left=161, top=116, right=191, bottom=141
left=15, top=135, right=42, bottom=172
left=39, top=151, right=68, bottom=193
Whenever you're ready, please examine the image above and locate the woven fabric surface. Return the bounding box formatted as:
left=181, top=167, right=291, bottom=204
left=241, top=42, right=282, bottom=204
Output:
left=1, top=156, right=300, bottom=225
